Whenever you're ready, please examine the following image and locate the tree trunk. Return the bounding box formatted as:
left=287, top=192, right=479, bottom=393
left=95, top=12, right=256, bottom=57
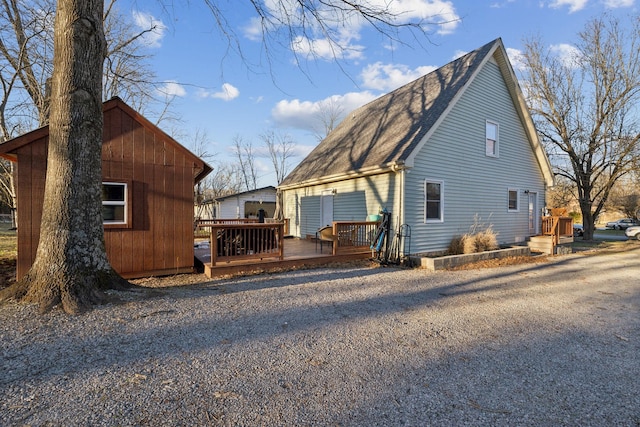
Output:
left=580, top=200, right=595, bottom=241
left=0, top=0, right=130, bottom=314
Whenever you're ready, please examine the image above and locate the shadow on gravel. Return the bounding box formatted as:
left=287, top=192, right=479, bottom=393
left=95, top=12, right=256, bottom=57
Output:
left=1, top=247, right=639, bottom=426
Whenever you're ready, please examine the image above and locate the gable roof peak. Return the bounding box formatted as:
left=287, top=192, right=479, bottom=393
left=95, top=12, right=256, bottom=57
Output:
left=280, top=38, right=505, bottom=188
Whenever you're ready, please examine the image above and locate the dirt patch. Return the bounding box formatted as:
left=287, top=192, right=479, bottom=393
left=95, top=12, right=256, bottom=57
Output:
left=447, top=255, right=550, bottom=270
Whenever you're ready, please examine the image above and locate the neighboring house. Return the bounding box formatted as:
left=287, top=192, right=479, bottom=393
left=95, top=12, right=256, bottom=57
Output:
left=196, top=186, right=277, bottom=220
left=279, top=38, right=554, bottom=255
left=0, top=97, right=212, bottom=279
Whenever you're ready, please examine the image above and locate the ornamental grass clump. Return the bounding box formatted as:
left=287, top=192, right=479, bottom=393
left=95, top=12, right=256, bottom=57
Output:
left=448, top=216, right=499, bottom=255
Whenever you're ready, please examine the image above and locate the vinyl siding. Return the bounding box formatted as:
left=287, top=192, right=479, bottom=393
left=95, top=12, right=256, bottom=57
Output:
left=404, top=59, right=547, bottom=253
left=282, top=173, right=398, bottom=238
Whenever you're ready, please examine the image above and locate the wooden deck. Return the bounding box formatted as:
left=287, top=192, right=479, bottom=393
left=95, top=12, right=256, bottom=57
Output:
left=195, top=237, right=372, bottom=278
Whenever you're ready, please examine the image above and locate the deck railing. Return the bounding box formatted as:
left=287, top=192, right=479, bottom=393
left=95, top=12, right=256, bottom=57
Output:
left=196, top=218, right=259, bottom=226
left=265, top=218, right=290, bottom=235
left=196, top=218, right=290, bottom=237
left=330, top=221, right=380, bottom=255
left=195, top=218, right=260, bottom=238
left=199, top=222, right=285, bottom=266
left=541, top=216, right=573, bottom=246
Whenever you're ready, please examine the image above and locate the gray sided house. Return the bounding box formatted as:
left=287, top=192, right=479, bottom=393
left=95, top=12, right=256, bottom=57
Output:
left=278, top=38, right=554, bottom=255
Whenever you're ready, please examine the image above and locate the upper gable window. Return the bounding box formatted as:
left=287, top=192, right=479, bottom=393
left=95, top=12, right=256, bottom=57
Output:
left=486, top=121, right=499, bottom=157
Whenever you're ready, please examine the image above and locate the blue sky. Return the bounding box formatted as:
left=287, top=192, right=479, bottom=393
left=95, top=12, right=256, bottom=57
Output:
left=120, top=0, right=637, bottom=187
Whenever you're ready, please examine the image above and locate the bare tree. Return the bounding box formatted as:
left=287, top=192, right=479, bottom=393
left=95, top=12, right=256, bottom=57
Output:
left=0, top=159, right=16, bottom=226
left=1, top=0, right=445, bottom=313
left=0, top=0, right=53, bottom=130
left=313, top=97, right=345, bottom=142
left=0, top=0, right=165, bottom=130
left=207, top=162, right=244, bottom=197
left=606, top=181, right=640, bottom=219
left=1, top=0, right=130, bottom=314
left=261, top=130, right=297, bottom=184
left=232, top=135, right=259, bottom=191
left=545, top=176, right=578, bottom=213
left=0, top=0, right=171, bottom=230
left=520, top=15, right=640, bottom=240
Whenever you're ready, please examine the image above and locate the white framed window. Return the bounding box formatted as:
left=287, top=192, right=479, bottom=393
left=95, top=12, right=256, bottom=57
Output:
left=424, top=180, right=444, bottom=222
left=486, top=121, right=499, bottom=157
left=102, top=182, right=128, bottom=226
left=508, top=188, right=519, bottom=212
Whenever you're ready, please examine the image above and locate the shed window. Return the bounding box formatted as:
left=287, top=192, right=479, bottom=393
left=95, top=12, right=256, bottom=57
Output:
left=486, top=121, right=499, bottom=157
left=508, top=189, right=519, bottom=212
left=102, top=182, right=128, bottom=225
left=424, top=180, right=443, bottom=222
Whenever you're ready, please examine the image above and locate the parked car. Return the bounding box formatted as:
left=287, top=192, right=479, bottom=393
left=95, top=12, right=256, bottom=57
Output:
left=605, top=218, right=638, bottom=230
left=625, top=225, right=640, bottom=240
left=573, top=224, right=584, bottom=237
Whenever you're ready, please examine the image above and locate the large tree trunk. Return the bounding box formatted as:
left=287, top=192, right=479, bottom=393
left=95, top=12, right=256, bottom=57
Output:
left=0, top=0, right=129, bottom=314
left=580, top=201, right=595, bottom=241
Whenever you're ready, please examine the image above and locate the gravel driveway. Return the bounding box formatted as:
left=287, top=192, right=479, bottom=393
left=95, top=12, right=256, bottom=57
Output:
left=1, top=246, right=639, bottom=426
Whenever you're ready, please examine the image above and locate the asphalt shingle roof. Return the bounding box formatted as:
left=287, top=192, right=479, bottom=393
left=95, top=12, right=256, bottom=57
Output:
left=280, top=39, right=500, bottom=187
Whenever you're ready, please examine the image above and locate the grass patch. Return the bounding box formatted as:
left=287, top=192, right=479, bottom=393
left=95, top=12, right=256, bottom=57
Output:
left=0, top=224, right=16, bottom=259
left=0, top=224, right=17, bottom=289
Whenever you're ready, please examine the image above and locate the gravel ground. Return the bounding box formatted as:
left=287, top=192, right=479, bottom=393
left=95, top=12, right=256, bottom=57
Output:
left=1, top=246, right=639, bottom=426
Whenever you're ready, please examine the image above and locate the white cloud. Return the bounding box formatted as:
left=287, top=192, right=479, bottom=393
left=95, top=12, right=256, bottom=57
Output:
left=451, top=50, right=468, bottom=60
left=385, top=0, right=461, bottom=35
left=506, top=47, right=526, bottom=71
left=546, top=0, right=588, bottom=13
left=360, top=62, right=437, bottom=91
left=603, top=0, right=634, bottom=7
left=271, top=91, right=378, bottom=131
left=197, top=83, right=240, bottom=101
left=253, top=0, right=460, bottom=62
left=272, top=61, right=440, bottom=131
left=213, top=83, right=240, bottom=101
left=242, top=17, right=265, bottom=42
left=550, top=43, right=582, bottom=68
left=490, top=0, right=516, bottom=8
left=291, top=35, right=365, bottom=61
left=157, top=81, right=186, bottom=97
left=132, top=11, right=167, bottom=48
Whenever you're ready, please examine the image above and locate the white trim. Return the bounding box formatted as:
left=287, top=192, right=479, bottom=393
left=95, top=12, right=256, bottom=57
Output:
left=528, top=191, right=539, bottom=235
left=486, top=120, right=499, bottom=157
left=424, top=179, right=444, bottom=223
left=102, top=181, right=128, bottom=225
left=507, top=188, right=519, bottom=212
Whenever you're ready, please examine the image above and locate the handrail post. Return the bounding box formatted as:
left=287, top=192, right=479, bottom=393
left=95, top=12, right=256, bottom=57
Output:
left=210, top=227, right=217, bottom=266
left=278, top=223, right=284, bottom=260
left=332, top=222, right=338, bottom=256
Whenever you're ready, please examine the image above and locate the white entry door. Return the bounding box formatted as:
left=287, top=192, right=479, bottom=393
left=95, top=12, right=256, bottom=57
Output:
left=528, top=192, right=539, bottom=235
left=320, top=192, right=334, bottom=227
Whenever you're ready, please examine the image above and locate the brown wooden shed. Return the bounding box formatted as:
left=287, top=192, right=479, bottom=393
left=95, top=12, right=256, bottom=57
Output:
left=0, top=97, right=212, bottom=279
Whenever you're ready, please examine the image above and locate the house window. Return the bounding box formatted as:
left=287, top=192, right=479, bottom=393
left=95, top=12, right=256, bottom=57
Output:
left=508, top=189, right=519, bottom=212
left=102, top=182, right=127, bottom=225
left=424, top=180, right=443, bottom=222
left=486, top=121, right=498, bottom=157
